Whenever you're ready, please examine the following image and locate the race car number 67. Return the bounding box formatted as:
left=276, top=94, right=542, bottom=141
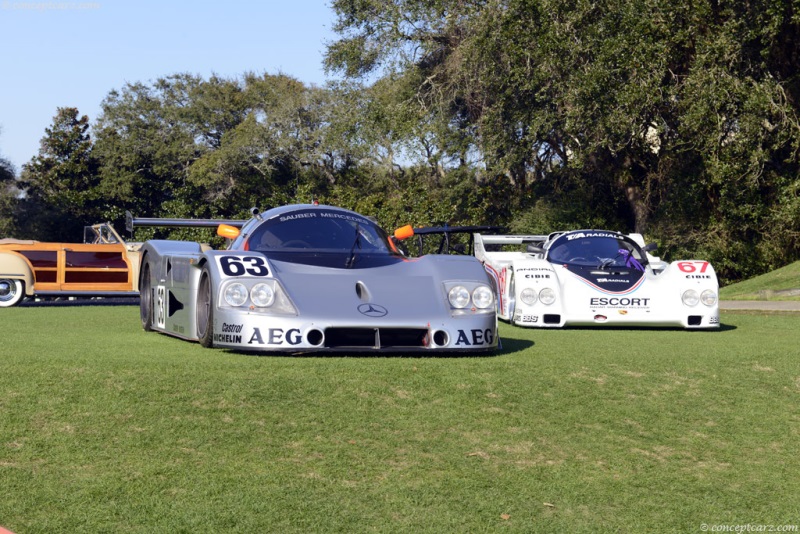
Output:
left=219, top=256, right=270, bottom=277
left=677, top=261, right=709, bottom=273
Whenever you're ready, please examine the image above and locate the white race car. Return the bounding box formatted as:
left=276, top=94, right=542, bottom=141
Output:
left=476, top=230, right=720, bottom=329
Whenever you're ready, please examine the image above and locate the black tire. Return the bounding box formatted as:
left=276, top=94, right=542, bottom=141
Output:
left=0, top=278, right=24, bottom=308
left=139, top=262, right=154, bottom=331
left=196, top=268, right=214, bottom=348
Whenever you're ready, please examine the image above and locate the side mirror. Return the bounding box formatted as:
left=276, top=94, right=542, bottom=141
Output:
left=394, top=225, right=415, bottom=241
left=526, top=244, right=545, bottom=254
left=642, top=242, right=658, bottom=253
left=217, top=224, right=240, bottom=240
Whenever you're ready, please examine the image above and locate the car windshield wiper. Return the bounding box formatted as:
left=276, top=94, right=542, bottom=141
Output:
left=595, top=254, right=622, bottom=269
left=596, top=257, right=616, bottom=270
left=345, top=222, right=362, bottom=268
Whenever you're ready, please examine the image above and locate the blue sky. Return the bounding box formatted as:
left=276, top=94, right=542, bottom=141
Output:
left=0, top=0, right=339, bottom=171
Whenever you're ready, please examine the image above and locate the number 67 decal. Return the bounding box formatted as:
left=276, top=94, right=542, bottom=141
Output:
left=677, top=261, right=710, bottom=273
left=217, top=256, right=270, bottom=277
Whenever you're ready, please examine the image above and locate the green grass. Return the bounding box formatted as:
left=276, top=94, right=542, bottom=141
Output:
left=720, top=261, right=800, bottom=300
left=1, top=305, right=799, bottom=533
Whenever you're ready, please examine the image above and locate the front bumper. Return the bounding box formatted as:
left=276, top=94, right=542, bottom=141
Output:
left=210, top=309, right=499, bottom=352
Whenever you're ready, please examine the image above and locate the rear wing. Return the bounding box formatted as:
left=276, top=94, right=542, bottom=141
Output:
left=477, top=234, right=550, bottom=246
left=393, top=224, right=503, bottom=256
left=125, top=210, right=248, bottom=232
left=473, top=233, right=552, bottom=259
left=476, top=231, right=664, bottom=267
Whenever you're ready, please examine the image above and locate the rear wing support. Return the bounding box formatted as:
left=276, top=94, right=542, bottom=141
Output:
left=394, top=224, right=503, bottom=256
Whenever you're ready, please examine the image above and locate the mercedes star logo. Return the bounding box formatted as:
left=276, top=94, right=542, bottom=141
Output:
left=358, top=303, right=388, bottom=317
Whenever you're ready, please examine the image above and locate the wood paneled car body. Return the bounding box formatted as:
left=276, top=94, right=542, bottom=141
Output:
left=0, top=223, right=141, bottom=307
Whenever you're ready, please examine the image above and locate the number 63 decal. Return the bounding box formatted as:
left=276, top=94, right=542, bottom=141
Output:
left=217, top=256, right=270, bottom=277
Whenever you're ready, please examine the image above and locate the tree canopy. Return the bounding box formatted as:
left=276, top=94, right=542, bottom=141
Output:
left=9, top=0, right=800, bottom=283
left=0, top=139, right=16, bottom=237
left=324, top=0, right=800, bottom=280
left=16, top=108, right=100, bottom=240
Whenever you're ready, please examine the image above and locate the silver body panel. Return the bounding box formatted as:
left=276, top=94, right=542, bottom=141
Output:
left=139, top=205, right=498, bottom=352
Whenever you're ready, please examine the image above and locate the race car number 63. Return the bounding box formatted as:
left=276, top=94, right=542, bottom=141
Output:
left=218, top=256, right=270, bottom=277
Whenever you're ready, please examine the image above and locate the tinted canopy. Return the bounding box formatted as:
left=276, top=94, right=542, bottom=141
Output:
left=546, top=231, right=646, bottom=270
left=246, top=209, right=391, bottom=253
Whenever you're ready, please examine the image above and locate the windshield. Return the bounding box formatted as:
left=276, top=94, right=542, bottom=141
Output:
left=245, top=209, right=392, bottom=255
left=546, top=232, right=646, bottom=270
left=84, top=224, right=121, bottom=244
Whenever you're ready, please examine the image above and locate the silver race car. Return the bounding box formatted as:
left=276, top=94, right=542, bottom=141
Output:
left=475, top=230, right=720, bottom=329
left=133, top=205, right=498, bottom=352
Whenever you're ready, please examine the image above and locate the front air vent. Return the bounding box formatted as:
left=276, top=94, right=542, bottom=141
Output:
left=543, top=314, right=561, bottom=325
left=324, top=327, right=428, bottom=349
left=307, top=329, right=324, bottom=346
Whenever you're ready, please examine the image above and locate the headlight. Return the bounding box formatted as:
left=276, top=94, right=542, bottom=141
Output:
left=520, top=288, right=537, bottom=305
left=472, top=286, right=494, bottom=309
left=682, top=289, right=699, bottom=306
left=539, top=288, right=556, bottom=305
left=224, top=282, right=249, bottom=307
left=251, top=283, right=275, bottom=307
left=701, top=289, right=717, bottom=306
left=448, top=285, right=471, bottom=308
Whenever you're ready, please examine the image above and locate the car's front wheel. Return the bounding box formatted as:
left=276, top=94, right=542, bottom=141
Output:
left=196, top=267, right=214, bottom=348
left=0, top=278, right=24, bottom=308
left=139, top=262, right=154, bottom=331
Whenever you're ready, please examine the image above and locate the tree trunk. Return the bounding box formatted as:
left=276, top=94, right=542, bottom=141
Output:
left=622, top=180, right=648, bottom=235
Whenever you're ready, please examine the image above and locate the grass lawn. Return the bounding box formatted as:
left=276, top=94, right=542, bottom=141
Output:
left=1, top=304, right=799, bottom=533
left=720, top=261, right=800, bottom=301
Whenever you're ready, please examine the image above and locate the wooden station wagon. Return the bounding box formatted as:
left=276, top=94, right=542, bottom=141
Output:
left=0, top=222, right=141, bottom=307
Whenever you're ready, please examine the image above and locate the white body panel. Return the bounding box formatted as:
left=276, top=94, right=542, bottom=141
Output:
left=476, top=231, right=720, bottom=329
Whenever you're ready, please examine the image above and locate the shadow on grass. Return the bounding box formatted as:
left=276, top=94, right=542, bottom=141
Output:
left=553, top=323, right=738, bottom=333
left=225, top=337, right=531, bottom=359
left=19, top=297, right=140, bottom=307
left=231, top=348, right=510, bottom=359
left=496, top=335, right=535, bottom=355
